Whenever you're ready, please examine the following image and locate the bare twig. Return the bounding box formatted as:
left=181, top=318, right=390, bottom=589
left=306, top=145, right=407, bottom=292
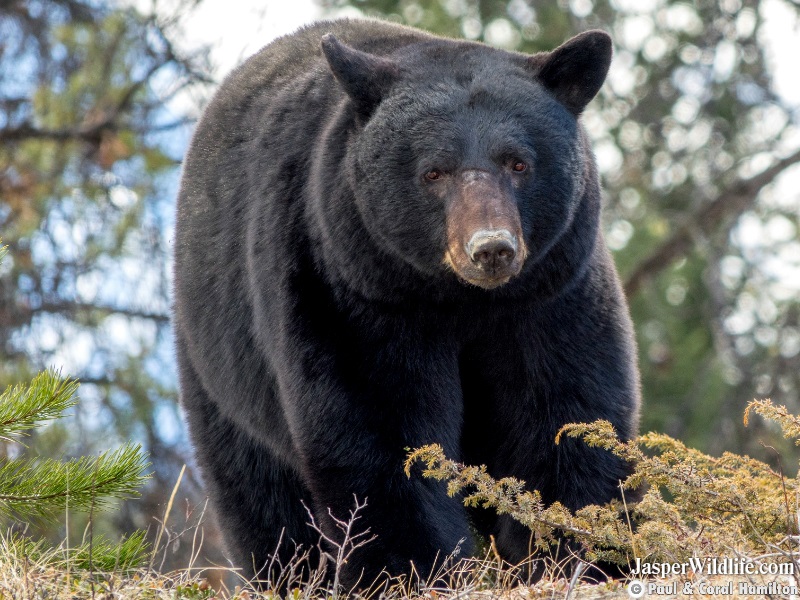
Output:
left=566, top=560, right=587, bottom=600
left=303, top=495, right=378, bottom=600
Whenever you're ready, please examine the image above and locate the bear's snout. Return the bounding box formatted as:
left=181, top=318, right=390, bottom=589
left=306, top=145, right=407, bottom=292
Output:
left=466, top=229, right=518, bottom=274
left=444, top=171, right=527, bottom=289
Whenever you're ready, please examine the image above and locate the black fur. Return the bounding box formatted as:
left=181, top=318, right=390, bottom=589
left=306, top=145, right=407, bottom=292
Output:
left=174, top=18, right=639, bottom=589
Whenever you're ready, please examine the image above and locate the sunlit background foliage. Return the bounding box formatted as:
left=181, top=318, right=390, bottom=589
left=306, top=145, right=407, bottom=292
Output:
left=1, top=0, right=798, bottom=572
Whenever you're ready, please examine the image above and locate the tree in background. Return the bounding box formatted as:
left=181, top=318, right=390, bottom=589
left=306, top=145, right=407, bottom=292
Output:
left=319, top=0, right=800, bottom=459
left=0, top=0, right=217, bottom=568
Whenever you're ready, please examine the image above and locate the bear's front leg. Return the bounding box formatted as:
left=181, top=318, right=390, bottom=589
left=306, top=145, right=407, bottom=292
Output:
left=274, top=311, right=473, bottom=590
left=461, top=268, right=640, bottom=575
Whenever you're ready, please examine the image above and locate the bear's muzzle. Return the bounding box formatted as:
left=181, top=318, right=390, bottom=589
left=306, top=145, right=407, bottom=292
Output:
left=444, top=170, right=527, bottom=289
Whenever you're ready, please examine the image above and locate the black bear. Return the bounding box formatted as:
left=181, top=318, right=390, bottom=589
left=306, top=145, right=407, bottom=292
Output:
left=173, top=18, right=640, bottom=589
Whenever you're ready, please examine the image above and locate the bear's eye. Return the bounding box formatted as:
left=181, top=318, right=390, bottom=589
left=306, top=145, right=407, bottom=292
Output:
left=511, top=160, right=527, bottom=173
left=424, top=169, right=443, bottom=181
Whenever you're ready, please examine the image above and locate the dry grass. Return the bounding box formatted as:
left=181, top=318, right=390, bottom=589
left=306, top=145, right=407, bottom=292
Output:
left=4, top=398, right=800, bottom=598
left=8, top=545, right=795, bottom=599
left=0, top=490, right=616, bottom=599
left=4, top=522, right=794, bottom=600
left=0, top=530, right=625, bottom=600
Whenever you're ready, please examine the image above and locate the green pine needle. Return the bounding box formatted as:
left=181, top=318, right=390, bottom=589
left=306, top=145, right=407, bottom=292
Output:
left=0, top=443, right=151, bottom=521
left=2, top=529, right=150, bottom=572
left=71, top=530, right=151, bottom=572
left=0, top=241, right=154, bottom=567
left=0, top=370, right=80, bottom=442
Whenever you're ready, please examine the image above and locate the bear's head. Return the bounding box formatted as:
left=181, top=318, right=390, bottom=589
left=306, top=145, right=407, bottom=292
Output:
left=321, top=29, right=611, bottom=291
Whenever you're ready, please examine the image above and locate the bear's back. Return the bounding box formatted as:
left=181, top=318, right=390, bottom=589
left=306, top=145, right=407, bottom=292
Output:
left=197, top=19, right=435, bottom=138
left=238, top=18, right=434, bottom=85
left=176, top=19, right=437, bottom=221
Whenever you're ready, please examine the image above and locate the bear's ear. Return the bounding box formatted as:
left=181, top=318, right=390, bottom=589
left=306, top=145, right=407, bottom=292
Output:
left=528, top=30, right=612, bottom=116
left=321, top=34, right=400, bottom=116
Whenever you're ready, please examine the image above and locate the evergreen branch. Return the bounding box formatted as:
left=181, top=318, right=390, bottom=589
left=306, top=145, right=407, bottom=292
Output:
left=70, top=530, right=150, bottom=572
left=0, top=371, right=79, bottom=440
left=2, top=530, right=149, bottom=572
left=409, top=410, right=800, bottom=568
left=745, top=399, right=800, bottom=445
left=0, top=443, right=151, bottom=521
left=405, top=444, right=594, bottom=542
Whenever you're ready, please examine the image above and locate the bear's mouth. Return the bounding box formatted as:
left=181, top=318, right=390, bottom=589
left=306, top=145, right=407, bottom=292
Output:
left=461, top=273, right=515, bottom=290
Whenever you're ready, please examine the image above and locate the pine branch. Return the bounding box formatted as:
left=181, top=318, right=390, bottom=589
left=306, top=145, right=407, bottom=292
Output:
left=2, top=530, right=149, bottom=572
left=0, top=371, right=79, bottom=441
left=0, top=443, right=150, bottom=521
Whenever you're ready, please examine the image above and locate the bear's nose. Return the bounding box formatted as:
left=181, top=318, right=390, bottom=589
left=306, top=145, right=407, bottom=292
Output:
left=466, top=230, right=517, bottom=273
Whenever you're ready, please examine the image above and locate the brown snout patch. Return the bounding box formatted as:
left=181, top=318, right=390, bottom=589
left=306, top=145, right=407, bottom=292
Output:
left=443, top=170, right=527, bottom=289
